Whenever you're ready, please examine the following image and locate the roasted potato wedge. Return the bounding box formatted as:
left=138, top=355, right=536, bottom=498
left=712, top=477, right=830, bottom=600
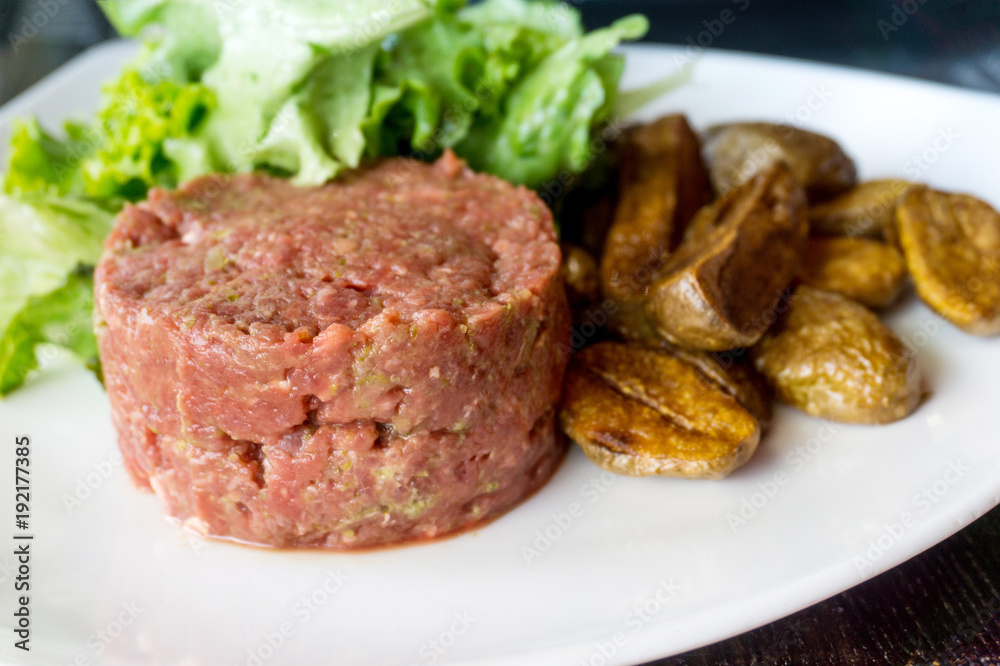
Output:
left=751, top=286, right=922, bottom=424
left=896, top=187, right=1000, bottom=336
left=561, top=243, right=600, bottom=308
left=809, top=179, right=912, bottom=239
left=645, top=161, right=808, bottom=351
left=702, top=122, right=857, bottom=201
left=798, top=237, right=908, bottom=309
left=600, top=114, right=713, bottom=303
left=605, top=303, right=773, bottom=429
left=560, top=342, right=760, bottom=479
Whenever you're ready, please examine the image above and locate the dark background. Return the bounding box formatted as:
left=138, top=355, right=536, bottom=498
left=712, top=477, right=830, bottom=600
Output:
left=583, top=0, right=1000, bottom=90
left=1, top=0, right=1000, bottom=105
left=1, top=1, right=998, bottom=665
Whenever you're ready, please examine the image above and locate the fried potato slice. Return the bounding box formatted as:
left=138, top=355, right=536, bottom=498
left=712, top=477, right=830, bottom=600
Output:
left=702, top=122, right=857, bottom=201
left=896, top=187, right=1000, bottom=336
left=798, top=237, right=908, bottom=309
left=559, top=342, right=760, bottom=479
left=751, top=286, right=922, bottom=424
left=600, top=114, right=713, bottom=303
left=670, top=346, right=773, bottom=433
left=605, top=303, right=773, bottom=429
left=809, top=179, right=912, bottom=239
left=645, top=161, right=808, bottom=351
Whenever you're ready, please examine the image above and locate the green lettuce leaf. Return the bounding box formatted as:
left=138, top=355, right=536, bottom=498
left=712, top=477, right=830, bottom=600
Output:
left=0, top=192, right=112, bottom=325
left=456, top=14, right=649, bottom=187
left=0, top=270, right=101, bottom=395
left=460, top=0, right=582, bottom=40
left=252, top=44, right=380, bottom=184
left=359, top=1, right=647, bottom=187
left=0, top=193, right=111, bottom=273
left=82, top=68, right=215, bottom=202
left=362, top=16, right=484, bottom=157
left=0, top=194, right=111, bottom=395
left=187, top=0, right=441, bottom=179
left=90, top=0, right=647, bottom=189
left=2, top=69, right=215, bottom=207
left=2, top=119, right=87, bottom=197
left=460, top=1, right=581, bottom=121
left=100, top=0, right=221, bottom=81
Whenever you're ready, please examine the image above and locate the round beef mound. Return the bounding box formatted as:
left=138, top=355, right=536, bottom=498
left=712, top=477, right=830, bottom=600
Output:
left=95, top=153, right=570, bottom=549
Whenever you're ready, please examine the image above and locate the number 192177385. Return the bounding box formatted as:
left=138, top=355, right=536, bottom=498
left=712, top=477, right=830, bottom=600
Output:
left=13, top=435, right=32, bottom=652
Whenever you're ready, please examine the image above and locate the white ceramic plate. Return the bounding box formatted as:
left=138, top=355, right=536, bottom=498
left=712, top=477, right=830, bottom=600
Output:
left=2, top=41, right=1000, bottom=666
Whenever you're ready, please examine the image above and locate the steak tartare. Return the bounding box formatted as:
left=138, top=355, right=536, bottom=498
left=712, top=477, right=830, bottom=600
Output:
left=94, top=152, right=570, bottom=548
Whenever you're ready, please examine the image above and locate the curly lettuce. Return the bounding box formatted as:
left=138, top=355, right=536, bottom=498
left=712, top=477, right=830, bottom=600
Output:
left=0, top=194, right=112, bottom=393
left=0, top=270, right=101, bottom=395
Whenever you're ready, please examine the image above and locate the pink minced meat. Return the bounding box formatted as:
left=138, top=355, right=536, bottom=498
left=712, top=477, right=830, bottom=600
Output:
left=94, top=153, right=570, bottom=549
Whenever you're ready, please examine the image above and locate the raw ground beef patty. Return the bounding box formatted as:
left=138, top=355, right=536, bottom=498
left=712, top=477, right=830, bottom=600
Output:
left=94, top=153, right=571, bottom=549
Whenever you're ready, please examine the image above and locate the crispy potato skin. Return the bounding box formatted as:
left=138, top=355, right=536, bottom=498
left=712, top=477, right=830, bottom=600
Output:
left=645, top=162, right=808, bottom=351
left=559, top=342, right=760, bottom=479
left=701, top=350, right=773, bottom=432
left=604, top=303, right=773, bottom=430
left=751, top=286, right=922, bottom=424
left=809, top=179, right=912, bottom=239
left=600, top=114, right=713, bottom=303
left=896, top=187, right=1000, bottom=336
left=702, top=122, right=857, bottom=201
left=798, top=237, right=908, bottom=309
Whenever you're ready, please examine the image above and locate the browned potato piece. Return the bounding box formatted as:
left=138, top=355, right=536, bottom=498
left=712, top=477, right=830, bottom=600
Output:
left=751, top=286, right=921, bottom=424
left=645, top=161, right=808, bottom=351
left=671, top=346, right=773, bottom=433
left=798, top=237, right=908, bottom=309
left=561, top=244, right=600, bottom=308
left=896, top=187, right=1000, bottom=336
left=809, top=179, right=912, bottom=239
left=559, top=342, right=760, bottom=479
left=604, top=303, right=773, bottom=430
left=702, top=122, right=857, bottom=201
left=600, top=114, right=713, bottom=303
